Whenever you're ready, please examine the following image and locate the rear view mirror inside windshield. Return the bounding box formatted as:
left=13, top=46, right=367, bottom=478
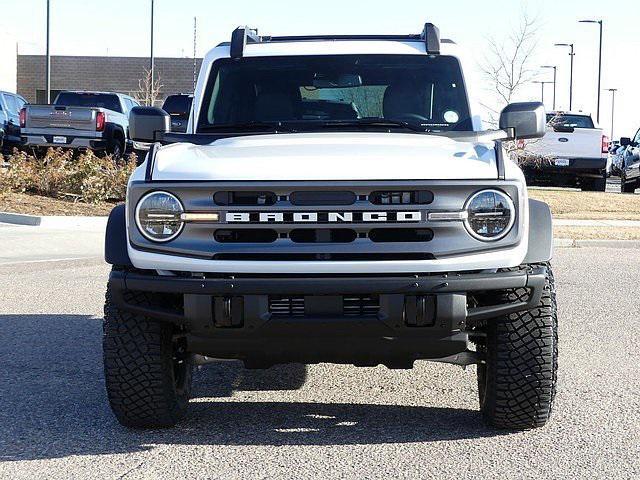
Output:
left=312, top=73, right=363, bottom=88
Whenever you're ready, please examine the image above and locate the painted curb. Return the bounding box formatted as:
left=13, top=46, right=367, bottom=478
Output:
left=0, top=212, right=42, bottom=226
left=0, top=212, right=107, bottom=230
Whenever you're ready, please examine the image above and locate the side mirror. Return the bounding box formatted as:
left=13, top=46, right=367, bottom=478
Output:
left=499, top=102, right=546, bottom=140
left=620, top=137, right=631, bottom=147
left=129, top=106, right=170, bottom=143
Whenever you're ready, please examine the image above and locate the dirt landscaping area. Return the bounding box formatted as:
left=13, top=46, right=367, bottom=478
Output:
left=0, top=192, right=117, bottom=216
left=528, top=187, right=640, bottom=220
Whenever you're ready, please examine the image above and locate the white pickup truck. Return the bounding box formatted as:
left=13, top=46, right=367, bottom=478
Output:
left=520, top=111, right=609, bottom=191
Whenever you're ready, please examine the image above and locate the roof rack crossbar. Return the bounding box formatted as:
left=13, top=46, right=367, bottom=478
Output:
left=422, top=23, right=440, bottom=55
left=230, top=26, right=261, bottom=59
left=228, top=23, right=442, bottom=56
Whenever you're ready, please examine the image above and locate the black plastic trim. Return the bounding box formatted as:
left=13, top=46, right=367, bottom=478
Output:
left=144, top=142, right=160, bottom=182
left=104, top=204, right=132, bottom=266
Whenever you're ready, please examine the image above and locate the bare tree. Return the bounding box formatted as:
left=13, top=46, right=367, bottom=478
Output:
left=133, top=67, right=163, bottom=106
left=480, top=13, right=539, bottom=122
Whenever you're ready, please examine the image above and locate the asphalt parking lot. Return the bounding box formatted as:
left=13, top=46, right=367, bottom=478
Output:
left=0, top=226, right=638, bottom=479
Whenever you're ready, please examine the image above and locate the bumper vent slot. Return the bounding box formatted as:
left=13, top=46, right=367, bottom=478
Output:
left=289, top=191, right=356, bottom=206
left=269, top=295, right=380, bottom=317
left=269, top=296, right=305, bottom=317
left=214, top=191, right=277, bottom=206
left=214, top=229, right=278, bottom=243
left=369, top=190, right=434, bottom=205
left=369, top=228, right=434, bottom=243
left=290, top=229, right=357, bottom=243
left=343, top=296, right=380, bottom=316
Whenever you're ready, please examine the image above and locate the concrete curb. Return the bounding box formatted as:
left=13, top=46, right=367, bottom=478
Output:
left=554, top=238, right=640, bottom=249
left=0, top=212, right=108, bottom=230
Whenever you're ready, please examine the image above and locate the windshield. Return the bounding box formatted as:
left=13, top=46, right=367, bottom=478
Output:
left=547, top=114, right=594, bottom=129
left=54, top=92, right=122, bottom=113
left=197, top=55, right=472, bottom=133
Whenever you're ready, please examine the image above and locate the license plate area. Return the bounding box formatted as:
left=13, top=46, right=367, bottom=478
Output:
left=52, top=136, right=67, bottom=144
left=554, top=158, right=570, bottom=166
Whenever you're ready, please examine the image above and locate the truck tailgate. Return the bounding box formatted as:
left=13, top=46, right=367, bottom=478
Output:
left=24, top=105, right=98, bottom=132
left=527, top=128, right=604, bottom=159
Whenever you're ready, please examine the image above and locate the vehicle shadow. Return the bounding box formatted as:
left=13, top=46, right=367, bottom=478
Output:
left=0, top=314, right=504, bottom=462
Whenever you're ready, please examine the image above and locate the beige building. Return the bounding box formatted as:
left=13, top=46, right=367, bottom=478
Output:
left=17, top=55, right=202, bottom=104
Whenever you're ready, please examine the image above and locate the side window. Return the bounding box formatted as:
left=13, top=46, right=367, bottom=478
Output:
left=4, top=94, right=18, bottom=114
left=634, top=129, right=640, bottom=145
left=15, top=96, right=26, bottom=110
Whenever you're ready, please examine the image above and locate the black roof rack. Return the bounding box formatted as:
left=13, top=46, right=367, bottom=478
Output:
left=229, top=23, right=441, bottom=58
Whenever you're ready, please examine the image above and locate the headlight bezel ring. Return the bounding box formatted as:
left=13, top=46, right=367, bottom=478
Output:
left=463, top=189, right=516, bottom=242
left=135, top=191, right=185, bottom=243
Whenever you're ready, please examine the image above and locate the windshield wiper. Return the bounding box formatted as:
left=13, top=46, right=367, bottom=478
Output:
left=199, top=121, right=296, bottom=133
left=315, top=118, right=428, bottom=133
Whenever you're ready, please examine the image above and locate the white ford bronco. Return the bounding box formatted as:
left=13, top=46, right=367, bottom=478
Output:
left=103, top=23, right=557, bottom=430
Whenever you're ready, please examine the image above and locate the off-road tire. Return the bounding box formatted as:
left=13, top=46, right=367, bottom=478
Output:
left=621, top=175, right=636, bottom=194
left=581, top=176, right=606, bottom=192
left=477, top=263, right=558, bottom=430
left=103, top=280, right=193, bottom=428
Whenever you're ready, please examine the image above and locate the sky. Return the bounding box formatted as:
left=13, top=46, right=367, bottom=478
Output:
left=1, top=0, right=639, bottom=138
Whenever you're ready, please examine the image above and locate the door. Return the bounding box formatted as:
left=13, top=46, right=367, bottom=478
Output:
left=2, top=94, right=24, bottom=141
left=624, top=129, right=640, bottom=182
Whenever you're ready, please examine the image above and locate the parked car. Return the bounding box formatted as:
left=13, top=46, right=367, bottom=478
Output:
left=20, top=91, right=140, bottom=158
left=609, top=143, right=627, bottom=177
left=0, top=90, right=27, bottom=155
left=620, top=129, right=640, bottom=193
left=162, top=94, right=193, bottom=133
left=521, top=111, right=609, bottom=191
left=102, top=24, right=557, bottom=431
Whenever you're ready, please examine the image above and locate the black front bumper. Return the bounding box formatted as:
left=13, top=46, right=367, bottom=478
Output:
left=108, top=267, right=547, bottom=367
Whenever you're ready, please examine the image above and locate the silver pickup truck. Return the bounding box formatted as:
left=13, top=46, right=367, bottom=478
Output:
left=20, top=91, right=140, bottom=158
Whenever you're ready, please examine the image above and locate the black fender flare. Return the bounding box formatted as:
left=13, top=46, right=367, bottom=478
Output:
left=523, top=198, right=553, bottom=264
left=105, top=204, right=132, bottom=267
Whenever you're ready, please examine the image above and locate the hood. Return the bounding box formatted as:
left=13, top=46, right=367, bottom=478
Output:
left=152, top=132, right=498, bottom=181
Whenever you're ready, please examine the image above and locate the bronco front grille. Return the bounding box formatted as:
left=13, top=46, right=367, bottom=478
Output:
left=128, top=180, right=522, bottom=263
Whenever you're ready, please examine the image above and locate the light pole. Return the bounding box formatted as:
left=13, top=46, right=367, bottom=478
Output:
left=45, top=0, right=51, bottom=104
left=579, top=19, right=603, bottom=123
left=533, top=81, right=552, bottom=106
left=149, top=0, right=155, bottom=105
left=606, top=88, right=617, bottom=140
left=541, top=65, right=557, bottom=110
left=554, top=43, right=575, bottom=110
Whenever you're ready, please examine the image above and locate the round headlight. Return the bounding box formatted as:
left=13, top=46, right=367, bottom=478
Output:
left=135, top=191, right=184, bottom=242
left=464, top=189, right=515, bottom=241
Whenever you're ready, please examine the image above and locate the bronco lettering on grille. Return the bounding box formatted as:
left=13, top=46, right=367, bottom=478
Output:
left=225, top=211, right=422, bottom=223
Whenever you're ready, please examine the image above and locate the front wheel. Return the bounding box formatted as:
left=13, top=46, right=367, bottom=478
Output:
left=477, top=263, right=558, bottom=430
left=103, top=279, right=193, bottom=428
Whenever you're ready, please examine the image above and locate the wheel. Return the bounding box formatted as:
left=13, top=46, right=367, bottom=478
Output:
left=621, top=175, right=636, bottom=193
left=476, top=263, right=558, bottom=430
left=581, top=176, right=606, bottom=192
left=106, top=137, right=124, bottom=159
left=103, top=277, right=193, bottom=428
